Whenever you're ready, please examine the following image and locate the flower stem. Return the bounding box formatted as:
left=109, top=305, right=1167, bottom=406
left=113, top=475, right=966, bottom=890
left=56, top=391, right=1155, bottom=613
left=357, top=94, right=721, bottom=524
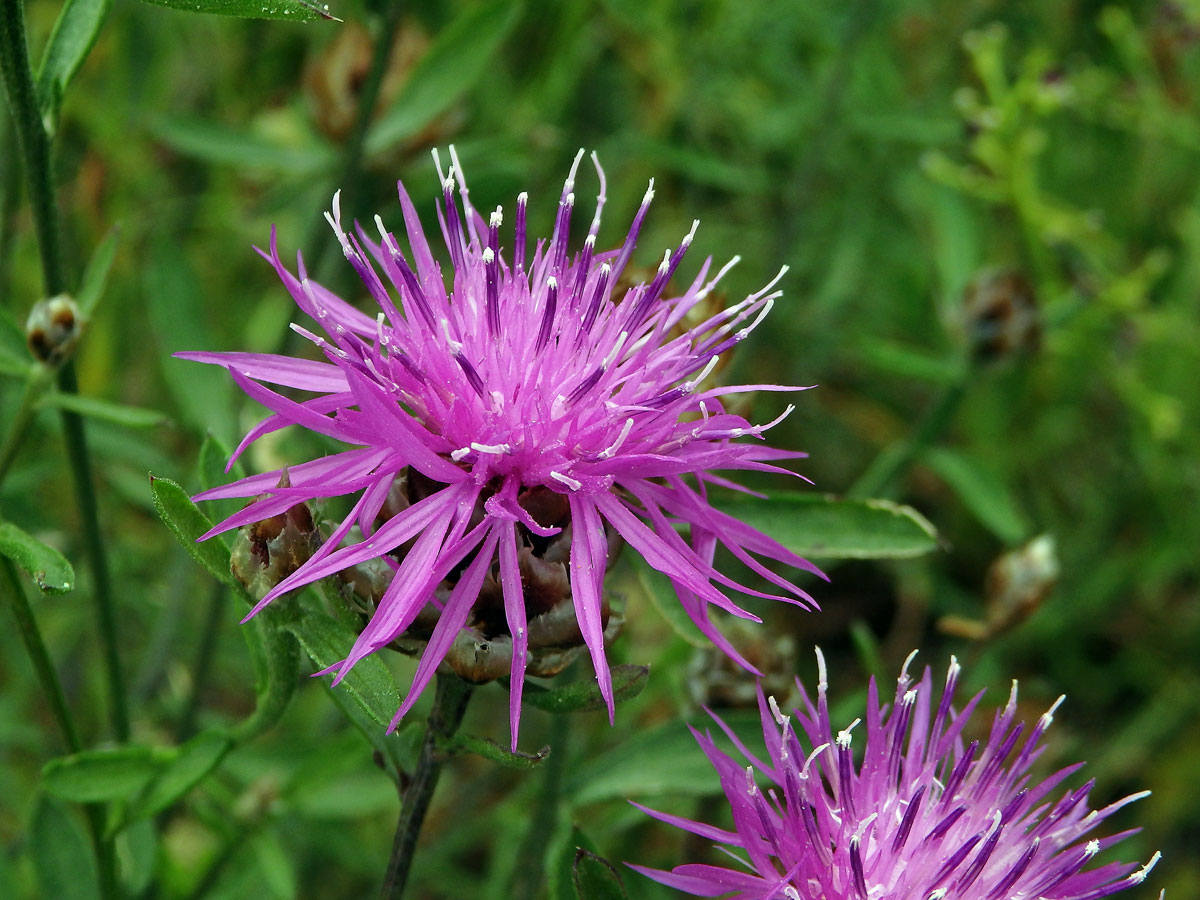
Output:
left=1, top=557, right=119, bottom=898
left=0, top=0, right=129, bottom=742
left=0, top=362, right=54, bottom=488
left=846, top=379, right=967, bottom=501
left=509, top=714, right=568, bottom=898
left=380, top=673, right=473, bottom=900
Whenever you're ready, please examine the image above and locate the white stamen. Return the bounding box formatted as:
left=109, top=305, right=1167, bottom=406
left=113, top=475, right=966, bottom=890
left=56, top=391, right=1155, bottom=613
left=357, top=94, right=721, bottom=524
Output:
left=564, top=148, right=585, bottom=193
left=1133, top=851, right=1162, bottom=883
left=373, top=214, right=395, bottom=250
left=451, top=446, right=472, bottom=462
left=744, top=766, right=758, bottom=797
left=517, top=191, right=528, bottom=207
left=900, top=649, right=920, bottom=682
left=801, top=742, right=830, bottom=779
left=601, top=334, right=626, bottom=370
left=482, top=248, right=495, bottom=264
left=439, top=318, right=463, bottom=354
left=1040, top=694, right=1067, bottom=730
left=564, top=191, right=575, bottom=208
left=641, top=178, right=655, bottom=206
left=683, top=218, right=699, bottom=245
left=657, top=249, right=671, bottom=274
left=696, top=255, right=740, bottom=301
left=489, top=207, right=503, bottom=229
left=470, top=442, right=510, bottom=455
left=584, top=233, right=596, bottom=250
left=598, top=418, right=635, bottom=459
left=547, top=275, right=559, bottom=290
left=815, top=645, right=828, bottom=692
left=550, top=470, right=581, bottom=491
left=699, top=400, right=710, bottom=421
left=902, top=689, right=917, bottom=707
left=685, top=356, right=720, bottom=391
left=927, top=890, right=947, bottom=900
left=836, top=718, right=861, bottom=748
left=735, top=297, right=775, bottom=341
left=768, top=695, right=788, bottom=726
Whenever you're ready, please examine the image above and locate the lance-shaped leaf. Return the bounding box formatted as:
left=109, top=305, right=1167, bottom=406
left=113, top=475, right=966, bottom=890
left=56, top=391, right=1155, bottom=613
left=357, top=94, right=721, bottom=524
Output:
left=0, top=521, right=74, bottom=594
left=712, top=491, right=940, bottom=560
left=366, top=0, right=522, bottom=154
left=39, top=392, right=167, bottom=428
left=441, top=731, right=550, bottom=769
left=573, top=850, right=629, bottom=900
left=523, top=664, right=648, bottom=714
left=149, top=475, right=239, bottom=591
left=42, top=745, right=159, bottom=803
left=35, top=0, right=111, bottom=131
left=135, top=0, right=338, bottom=22
left=75, top=228, right=119, bottom=318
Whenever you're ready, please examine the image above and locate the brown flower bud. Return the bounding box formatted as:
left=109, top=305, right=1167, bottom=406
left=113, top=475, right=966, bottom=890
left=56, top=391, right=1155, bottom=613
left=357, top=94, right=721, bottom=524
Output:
left=230, top=471, right=320, bottom=600
left=26, top=294, right=84, bottom=366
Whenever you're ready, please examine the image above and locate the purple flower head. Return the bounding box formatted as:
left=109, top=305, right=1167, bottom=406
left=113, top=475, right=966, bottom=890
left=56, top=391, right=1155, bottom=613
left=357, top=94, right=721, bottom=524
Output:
left=179, top=149, right=822, bottom=748
left=632, top=650, right=1161, bottom=900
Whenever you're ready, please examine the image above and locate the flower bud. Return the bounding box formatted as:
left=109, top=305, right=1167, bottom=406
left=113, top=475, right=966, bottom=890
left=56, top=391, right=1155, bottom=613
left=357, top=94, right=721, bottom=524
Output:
left=26, top=294, right=84, bottom=366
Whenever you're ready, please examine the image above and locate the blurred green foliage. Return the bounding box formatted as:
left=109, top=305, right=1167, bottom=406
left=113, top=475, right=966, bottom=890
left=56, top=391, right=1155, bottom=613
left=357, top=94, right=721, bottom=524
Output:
left=2, top=0, right=1198, bottom=898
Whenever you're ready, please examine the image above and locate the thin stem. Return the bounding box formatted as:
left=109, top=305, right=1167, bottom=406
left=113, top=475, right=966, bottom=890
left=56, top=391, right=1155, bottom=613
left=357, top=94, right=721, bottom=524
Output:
left=1, top=556, right=82, bottom=751
left=380, top=673, right=473, bottom=900
left=282, top=0, right=405, bottom=353
left=509, top=714, right=568, bottom=899
left=1, top=0, right=128, bottom=742
left=847, top=379, right=968, bottom=500
left=1, top=557, right=118, bottom=898
left=0, top=362, right=54, bottom=488
left=176, top=583, right=228, bottom=741
left=58, top=361, right=129, bottom=741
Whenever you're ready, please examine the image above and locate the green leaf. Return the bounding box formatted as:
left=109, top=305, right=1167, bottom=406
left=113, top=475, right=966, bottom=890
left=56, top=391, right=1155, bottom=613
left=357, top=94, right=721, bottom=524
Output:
left=552, top=829, right=601, bottom=900
left=75, top=227, right=119, bottom=318
left=442, top=732, right=550, bottom=769
left=42, top=745, right=159, bottom=803
left=523, top=665, right=648, bottom=714
left=35, top=0, right=112, bottom=130
left=923, top=447, right=1030, bottom=545
left=568, top=713, right=763, bottom=806
left=198, top=433, right=245, bottom=529
left=625, top=556, right=708, bottom=647
left=713, top=492, right=940, bottom=560
left=572, top=850, right=629, bottom=900
left=857, top=337, right=965, bottom=385
left=150, top=116, right=334, bottom=171
left=150, top=475, right=239, bottom=591
left=284, top=612, right=401, bottom=728
left=125, top=729, right=232, bottom=824
left=39, top=392, right=167, bottom=428
left=117, top=819, right=157, bottom=895
left=366, top=0, right=523, bottom=154
left=0, top=521, right=75, bottom=593
left=136, top=0, right=337, bottom=22
left=30, top=797, right=101, bottom=900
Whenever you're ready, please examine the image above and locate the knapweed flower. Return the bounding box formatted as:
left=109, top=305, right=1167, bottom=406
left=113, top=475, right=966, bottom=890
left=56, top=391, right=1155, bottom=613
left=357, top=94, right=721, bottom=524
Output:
left=632, top=651, right=1161, bottom=899
left=180, top=149, right=820, bottom=747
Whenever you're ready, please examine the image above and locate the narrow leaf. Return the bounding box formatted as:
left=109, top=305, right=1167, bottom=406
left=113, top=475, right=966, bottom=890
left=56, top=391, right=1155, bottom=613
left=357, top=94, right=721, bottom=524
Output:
left=713, top=491, right=939, bottom=560
left=75, top=227, right=119, bottom=318
left=125, top=729, right=232, bottom=824
left=572, top=850, right=629, bottom=900
left=150, top=475, right=239, bottom=590
left=135, top=0, right=338, bottom=22
left=151, top=116, right=335, bottom=171
left=284, top=612, right=401, bottom=727
left=42, top=745, right=159, bottom=803
left=443, top=732, right=549, bottom=769
left=0, top=521, right=74, bottom=594
left=523, top=665, right=648, bottom=714
left=366, top=0, right=522, bottom=154
left=923, top=447, right=1030, bottom=545
left=30, top=797, right=101, bottom=900
left=35, top=0, right=112, bottom=129
left=39, top=392, right=167, bottom=428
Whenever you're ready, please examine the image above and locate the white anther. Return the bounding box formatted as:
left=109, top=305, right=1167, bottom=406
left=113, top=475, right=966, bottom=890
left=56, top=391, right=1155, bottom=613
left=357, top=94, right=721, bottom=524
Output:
left=547, top=275, right=559, bottom=290
left=696, top=255, right=740, bottom=301
left=641, top=178, right=655, bottom=206
left=564, top=191, right=575, bottom=207
left=1133, top=851, right=1162, bottom=883
left=903, top=689, right=917, bottom=707
left=1085, top=840, right=1100, bottom=857
left=685, top=356, right=720, bottom=391
left=598, top=418, right=635, bottom=459
left=482, top=248, right=495, bottom=264
left=550, top=471, right=582, bottom=491
left=439, top=318, right=463, bottom=354
left=768, top=695, right=788, bottom=726
left=1040, top=694, right=1067, bottom=730
left=451, top=447, right=472, bottom=462
left=517, top=191, right=528, bottom=206
left=735, top=297, right=775, bottom=341
left=489, top=207, right=503, bottom=229
left=801, top=742, right=830, bottom=779
left=584, top=233, right=596, bottom=249
left=683, top=218, right=699, bottom=245
left=657, top=249, right=671, bottom=274
left=470, top=442, right=510, bottom=455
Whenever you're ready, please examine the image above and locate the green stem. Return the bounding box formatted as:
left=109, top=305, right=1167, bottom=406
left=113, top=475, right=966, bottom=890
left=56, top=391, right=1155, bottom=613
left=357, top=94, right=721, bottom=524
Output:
left=1, top=556, right=81, bottom=751
left=509, top=714, right=568, bottom=899
left=1, top=0, right=128, bottom=743
left=847, top=379, right=968, bottom=500
left=1, top=557, right=118, bottom=898
left=0, top=362, right=54, bottom=488
left=176, top=583, right=227, bottom=741
left=0, top=0, right=64, bottom=294
left=380, top=673, right=473, bottom=900
left=283, top=0, right=404, bottom=353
